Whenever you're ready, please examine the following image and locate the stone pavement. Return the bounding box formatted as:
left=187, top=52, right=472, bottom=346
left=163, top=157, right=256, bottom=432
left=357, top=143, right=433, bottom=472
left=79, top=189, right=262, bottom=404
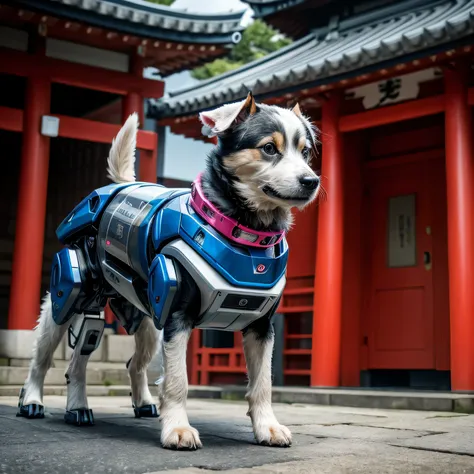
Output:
left=0, top=396, right=473, bottom=474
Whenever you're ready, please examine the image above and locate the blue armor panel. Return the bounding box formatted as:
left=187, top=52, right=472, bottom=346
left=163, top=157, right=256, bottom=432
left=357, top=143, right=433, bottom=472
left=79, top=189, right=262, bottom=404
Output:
left=52, top=181, right=288, bottom=334
left=50, top=248, right=83, bottom=325
left=148, top=254, right=180, bottom=330
left=56, top=182, right=136, bottom=244
left=152, top=195, right=289, bottom=289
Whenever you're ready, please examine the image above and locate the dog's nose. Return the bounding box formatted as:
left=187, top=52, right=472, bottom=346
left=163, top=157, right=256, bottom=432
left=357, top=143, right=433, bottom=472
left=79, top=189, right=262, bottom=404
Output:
left=298, top=175, right=319, bottom=190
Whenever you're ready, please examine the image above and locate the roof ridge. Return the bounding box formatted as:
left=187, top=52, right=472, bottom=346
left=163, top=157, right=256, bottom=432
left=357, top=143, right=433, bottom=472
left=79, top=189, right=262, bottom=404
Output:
left=336, top=0, right=454, bottom=35
left=21, top=0, right=246, bottom=47
left=106, top=0, right=248, bottom=21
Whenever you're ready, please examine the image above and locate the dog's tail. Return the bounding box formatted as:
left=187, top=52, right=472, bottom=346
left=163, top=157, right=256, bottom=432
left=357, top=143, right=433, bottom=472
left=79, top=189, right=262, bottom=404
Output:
left=107, top=113, right=138, bottom=183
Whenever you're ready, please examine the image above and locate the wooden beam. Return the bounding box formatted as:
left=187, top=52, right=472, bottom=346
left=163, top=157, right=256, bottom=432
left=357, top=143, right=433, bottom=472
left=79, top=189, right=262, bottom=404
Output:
left=365, top=148, right=445, bottom=170
left=0, top=47, right=164, bottom=98
left=339, top=95, right=445, bottom=132
left=56, top=115, right=156, bottom=150
left=0, top=106, right=155, bottom=151
left=84, top=99, right=121, bottom=123
left=163, top=87, right=474, bottom=141
left=0, top=106, right=23, bottom=132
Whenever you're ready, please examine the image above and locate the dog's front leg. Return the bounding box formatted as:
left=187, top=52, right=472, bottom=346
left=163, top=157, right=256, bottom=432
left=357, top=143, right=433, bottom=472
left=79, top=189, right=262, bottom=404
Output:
left=64, top=345, right=94, bottom=426
left=243, top=317, right=292, bottom=447
left=159, top=312, right=201, bottom=450
left=18, top=294, right=69, bottom=418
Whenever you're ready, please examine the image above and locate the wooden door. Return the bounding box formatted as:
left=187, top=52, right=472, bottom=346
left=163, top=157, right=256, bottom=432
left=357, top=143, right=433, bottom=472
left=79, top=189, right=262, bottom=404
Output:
left=366, top=160, right=436, bottom=369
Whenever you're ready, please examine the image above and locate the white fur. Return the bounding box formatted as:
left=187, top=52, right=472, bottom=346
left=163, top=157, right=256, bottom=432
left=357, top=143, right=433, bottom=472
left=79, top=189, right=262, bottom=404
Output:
left=106, top=113, right=138, bottom=184
left=200, top=96, right=250, bottom=135
left=22, top=294, right=70, bottom=406
left=129, top=316, right=161, bottom=407
left=243, top=331, right=292, bottom=446
left=159, top=323, right=202, bottom=450
left=65, top=338, right=91, bottom=411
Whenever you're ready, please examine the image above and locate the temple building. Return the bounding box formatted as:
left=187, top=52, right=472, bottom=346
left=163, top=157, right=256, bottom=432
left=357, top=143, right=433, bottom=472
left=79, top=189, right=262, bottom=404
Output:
left=0, top=0, right=245, bottom=357
left=149, top=0, right=474, bottom=391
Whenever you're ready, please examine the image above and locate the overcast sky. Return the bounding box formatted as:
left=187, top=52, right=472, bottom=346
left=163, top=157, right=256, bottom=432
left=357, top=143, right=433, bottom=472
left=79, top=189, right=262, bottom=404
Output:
left=161, top=0, right=253, bottom=182
left=172, top=0, right=251, bottom=17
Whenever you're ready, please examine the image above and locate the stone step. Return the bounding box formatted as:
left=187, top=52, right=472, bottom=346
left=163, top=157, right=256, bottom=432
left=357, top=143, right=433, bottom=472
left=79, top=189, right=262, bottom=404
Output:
left=0, top=385, right=133, bottom=397
left=1, top=383, right=473, bottom=413
left=0, top=366, right=160, bottom=386
left=0, top=385, right=222, bottom=399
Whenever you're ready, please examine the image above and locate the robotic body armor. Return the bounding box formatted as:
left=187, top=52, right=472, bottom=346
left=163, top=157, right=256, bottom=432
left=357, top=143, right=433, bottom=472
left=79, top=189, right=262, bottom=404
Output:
left=50, top=182, right=288, bottom=338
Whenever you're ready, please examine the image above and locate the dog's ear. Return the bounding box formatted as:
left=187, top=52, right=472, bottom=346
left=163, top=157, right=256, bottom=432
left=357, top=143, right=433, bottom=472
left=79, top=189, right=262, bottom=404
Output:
left=292, top=103, right=302, bottom=117
left=200, top=92, right=257, bottom=137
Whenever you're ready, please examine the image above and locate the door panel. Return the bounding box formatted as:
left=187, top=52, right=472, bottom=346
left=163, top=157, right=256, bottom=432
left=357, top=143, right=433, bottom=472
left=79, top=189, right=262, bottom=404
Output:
left=366, top=161, right=435, bottom=369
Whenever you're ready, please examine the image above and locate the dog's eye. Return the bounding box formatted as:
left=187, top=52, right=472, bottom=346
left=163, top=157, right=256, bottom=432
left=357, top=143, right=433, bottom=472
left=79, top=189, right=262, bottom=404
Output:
left=262, top=143, right=277, bottom=156
left=302, top=147, right=310, bottom=160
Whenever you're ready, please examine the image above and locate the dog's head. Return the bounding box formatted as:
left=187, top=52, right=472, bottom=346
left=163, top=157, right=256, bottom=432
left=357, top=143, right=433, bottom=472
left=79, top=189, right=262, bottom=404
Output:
left=200, top=92, right=320, bottom=214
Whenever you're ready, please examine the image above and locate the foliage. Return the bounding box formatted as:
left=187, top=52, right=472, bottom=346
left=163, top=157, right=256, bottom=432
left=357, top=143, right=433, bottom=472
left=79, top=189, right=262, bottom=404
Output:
left=191, top=19, right=292, bottom=80
left=145, top=0, right=174, bottom=5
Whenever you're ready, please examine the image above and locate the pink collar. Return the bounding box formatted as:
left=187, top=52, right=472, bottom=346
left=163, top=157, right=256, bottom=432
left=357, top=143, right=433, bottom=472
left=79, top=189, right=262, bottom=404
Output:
left=189, top=173, right=285, bottom=248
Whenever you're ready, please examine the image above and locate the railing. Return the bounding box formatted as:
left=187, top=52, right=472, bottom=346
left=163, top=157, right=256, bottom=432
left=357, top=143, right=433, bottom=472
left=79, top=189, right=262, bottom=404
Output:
left=187, top=276, right=315, bottom=386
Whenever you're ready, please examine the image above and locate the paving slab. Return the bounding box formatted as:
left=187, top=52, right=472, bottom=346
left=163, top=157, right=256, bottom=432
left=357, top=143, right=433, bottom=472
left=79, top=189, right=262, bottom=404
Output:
left=392, top=431, right=474, bottom=456
left=289, top=423, right=433, bottom=442
left=1, top=396, right=474, bottom=474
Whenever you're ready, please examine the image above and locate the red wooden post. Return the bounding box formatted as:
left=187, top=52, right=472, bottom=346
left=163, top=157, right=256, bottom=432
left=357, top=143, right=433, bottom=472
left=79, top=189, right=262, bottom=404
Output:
left=139, top=148, right=158, bottom=184
left=311, top=93, right=344, bottom=387
left=8, top=74, right=51, bottom=329
left=188, top=331, right=200, bottom=385
left=104, top=304, right=114, bottom=325
left=201, top=350, right=210, bottom=386
left=121, top=51, right=158, bottom=183
left=122, top=52, right=145, bottom=125
left=444, top=62, right=474, bottom=391
left=340, top=133, right=364, bottom=387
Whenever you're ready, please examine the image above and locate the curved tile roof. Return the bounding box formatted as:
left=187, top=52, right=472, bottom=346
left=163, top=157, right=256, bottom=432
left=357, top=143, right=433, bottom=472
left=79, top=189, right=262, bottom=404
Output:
left=150, top=0, right=474, bottom=119
left=19, top=0, right=246, bottom=44
left=242, top=0, right=306, bottom=18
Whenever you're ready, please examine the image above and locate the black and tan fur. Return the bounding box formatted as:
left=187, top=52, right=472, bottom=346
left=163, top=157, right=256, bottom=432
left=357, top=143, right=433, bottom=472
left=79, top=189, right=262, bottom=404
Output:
left=20, top=93, right=320, bottom=451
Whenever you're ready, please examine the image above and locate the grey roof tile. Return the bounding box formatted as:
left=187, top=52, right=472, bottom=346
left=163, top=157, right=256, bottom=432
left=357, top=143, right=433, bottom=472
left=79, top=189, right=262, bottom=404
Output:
left=242, top=0, right=306, bottom=18
left=150, top=0, right=474, bottom=119
left=36, top=0, right=246, bottom=43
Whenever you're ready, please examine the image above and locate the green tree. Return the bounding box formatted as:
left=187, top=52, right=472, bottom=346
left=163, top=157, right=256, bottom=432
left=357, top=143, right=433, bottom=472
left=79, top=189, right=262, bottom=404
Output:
left=146, top=0, right=174, bottom=5
left=191, top=19, right=292, bottom=80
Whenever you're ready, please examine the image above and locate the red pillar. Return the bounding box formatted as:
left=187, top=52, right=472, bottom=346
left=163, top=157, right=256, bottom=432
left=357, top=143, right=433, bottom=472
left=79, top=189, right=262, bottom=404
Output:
left=444, top=63, right=474, bottom=391
left=122, top=51, right=158, bottom=183
left=8, top=75, right=51, bottom=329
left=311, top=93, right=344, bottom=387
left=139, top=148, right=158, bottom=184
left=122, top=52, right=144, bottom=125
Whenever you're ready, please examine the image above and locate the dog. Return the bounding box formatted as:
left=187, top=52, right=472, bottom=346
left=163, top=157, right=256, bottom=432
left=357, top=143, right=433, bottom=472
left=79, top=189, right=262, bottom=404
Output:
left=18, top=92, right=319, bottom=450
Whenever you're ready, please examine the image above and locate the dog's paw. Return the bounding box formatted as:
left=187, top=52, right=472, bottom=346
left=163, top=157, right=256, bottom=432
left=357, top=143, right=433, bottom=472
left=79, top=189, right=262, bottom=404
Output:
left=161, top=426, right=202, bottom=450
left=254, top=424, right=292, bottom=447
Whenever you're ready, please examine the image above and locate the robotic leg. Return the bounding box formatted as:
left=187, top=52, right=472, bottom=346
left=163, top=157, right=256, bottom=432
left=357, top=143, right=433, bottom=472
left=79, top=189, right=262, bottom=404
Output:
left=64, top=312, right=105, bottom=426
